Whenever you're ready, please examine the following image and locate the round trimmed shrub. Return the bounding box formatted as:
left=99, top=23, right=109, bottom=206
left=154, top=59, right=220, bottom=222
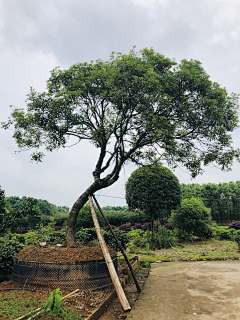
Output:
left=104, top=225, right=116, bottom=232
left=133, top=223, right=143, bottom=230
left=228, top=221, right=240, bottom=230
left=119, top=224, right=132, bottom=232
left=164, top=223, right=174, bottom=231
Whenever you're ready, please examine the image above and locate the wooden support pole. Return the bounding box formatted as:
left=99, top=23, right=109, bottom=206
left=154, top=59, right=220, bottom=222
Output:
left=93, top=194, right=141, bottom=293
left=88, top=195, right=131, bottom=312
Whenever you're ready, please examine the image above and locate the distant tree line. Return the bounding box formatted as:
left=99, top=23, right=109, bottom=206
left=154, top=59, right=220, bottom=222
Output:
left=6, top=196, right=69, bottom=216
left=181, top=181, right=240, bottom=223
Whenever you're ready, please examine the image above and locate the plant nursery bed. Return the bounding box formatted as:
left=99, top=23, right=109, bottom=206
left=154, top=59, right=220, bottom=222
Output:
left=0, top=259, right=141, bottom=320
left=15, top=243, right=116, bottom=262
left=12, top=244, right=118, bottom=291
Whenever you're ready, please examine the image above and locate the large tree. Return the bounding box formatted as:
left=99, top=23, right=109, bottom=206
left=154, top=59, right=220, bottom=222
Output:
left=125, top=164, right=181, bottom=231
left=2, top=48, right=239, bottom=247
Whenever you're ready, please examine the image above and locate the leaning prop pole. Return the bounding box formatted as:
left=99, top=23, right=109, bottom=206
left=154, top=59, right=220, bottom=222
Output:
left=88, top=195, right=131, bottom=312
left=93, top=194, right=141, bottom=293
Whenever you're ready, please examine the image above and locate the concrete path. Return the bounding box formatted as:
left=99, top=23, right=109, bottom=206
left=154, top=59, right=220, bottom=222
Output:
left=127, top=261, right=240, bottom=320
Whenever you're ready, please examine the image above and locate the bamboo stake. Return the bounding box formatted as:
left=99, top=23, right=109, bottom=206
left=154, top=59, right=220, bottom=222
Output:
left=16, top=289, right=79, bottom=320
left=88, top=195, right=131, bottom=312
left=93, top=194, right=141, bottom=293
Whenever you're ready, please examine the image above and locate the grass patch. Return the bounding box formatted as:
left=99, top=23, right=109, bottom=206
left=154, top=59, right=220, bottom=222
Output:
left=0, top=290, right=41, bottom=319
left=126, top=240, right=240, bottom=264
left=0, top=290, right=82, bottom=320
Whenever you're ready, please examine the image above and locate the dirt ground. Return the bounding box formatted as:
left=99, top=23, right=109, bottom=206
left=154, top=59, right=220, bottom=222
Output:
left=16, top=243, right=116, bottom=262
left=127, top=260, right=240, bottom=320
left=99, top=268, right=148, bottom=320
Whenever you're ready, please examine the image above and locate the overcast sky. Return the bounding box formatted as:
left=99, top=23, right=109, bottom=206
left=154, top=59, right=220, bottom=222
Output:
left=1, top=0, right=240, bottom=208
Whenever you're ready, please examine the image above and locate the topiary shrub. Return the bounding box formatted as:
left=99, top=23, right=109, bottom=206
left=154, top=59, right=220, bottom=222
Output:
left=228, top=221, right=240, bottom=230
left=119, top=224, right=132, bottom=232
left=133, top=223, right=143, bottom=230
left=104, top=225, right=116, bottom=232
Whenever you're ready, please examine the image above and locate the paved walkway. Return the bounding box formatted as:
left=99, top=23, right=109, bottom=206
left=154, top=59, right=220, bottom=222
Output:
left=127, top=261, right=240, bottom=320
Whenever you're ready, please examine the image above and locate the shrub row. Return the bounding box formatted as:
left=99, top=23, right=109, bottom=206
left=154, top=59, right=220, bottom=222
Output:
left=105, top=212, right=149, bottom=226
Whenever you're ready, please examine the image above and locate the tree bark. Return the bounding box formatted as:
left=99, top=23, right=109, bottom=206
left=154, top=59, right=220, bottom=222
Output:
left=66, top=176, right=120, bottom=247
left=151, top=213, right=154, bottom=233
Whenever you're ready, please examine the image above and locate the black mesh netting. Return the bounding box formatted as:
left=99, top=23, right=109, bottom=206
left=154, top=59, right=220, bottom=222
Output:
left=11, top=255, right=118, bottom=290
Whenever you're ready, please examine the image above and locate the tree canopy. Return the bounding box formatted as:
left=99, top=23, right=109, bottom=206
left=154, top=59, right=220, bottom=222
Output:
left=2, top=48, right=240, bottom=246
left=125, top=164, right=181, bottom=231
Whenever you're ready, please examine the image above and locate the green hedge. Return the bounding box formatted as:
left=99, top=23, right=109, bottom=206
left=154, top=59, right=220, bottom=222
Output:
left=105, top=212, right=149, bottom=226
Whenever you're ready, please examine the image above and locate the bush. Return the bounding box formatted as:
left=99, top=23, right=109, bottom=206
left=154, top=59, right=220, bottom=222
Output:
left=104, top=211, right=149, bottom=226
left=104, top=225, right=116, bottom=232
left=133, top=223, right=143, bottom=230
left=75, top=204, right=105, bottom=230
left=142, top=222, right=151, bottom=231
left=103, top=229, right=129, bottom=251
left=159, top=218, right=168, bottom=225
left=15, top=228, right=28, bottom=234
left=0, top=236, right=24, bottom=280
left=212, top=226, right=235, bottom=240
left=228, top=221, right=240, bottom=230
left=164, top=223, right=174, bottom=231
left=128, top=229, right=145, bottom=240
left=52, top=226, right=63, bottom=231
left=119, top=224, right=132, bottom=232
left=145, top=225, right=175, bottom=250
left=169, top=197, right=211, bottom=241
left=75, top=228, right=97, bottom=243
left=233, top=230, right=240, bottom=252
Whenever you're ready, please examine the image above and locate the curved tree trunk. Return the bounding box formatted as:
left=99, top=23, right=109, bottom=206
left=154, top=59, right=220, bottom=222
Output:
left=66, top=177, right=119, bottom=247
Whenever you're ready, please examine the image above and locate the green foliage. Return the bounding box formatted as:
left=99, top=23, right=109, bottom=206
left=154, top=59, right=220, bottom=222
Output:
left=103, top=229, right=129, bottom=251
left=105, top=211, right=149, bottom=226
left=145, top=226, right=175, bottom=250
left=6, top=196, right=69, bottom=216
left=181, top=181, right=240, bottom=223
left=126, top=164, right=181, bottom=230
left=4, top=48, right=239, bottom=179
left=212, top=226, right=235, bottom=240
left=44, top=288, right=63, bottom=316
left=75, top=203, right=104, bottom=230
left=170, top=197, right=212, bottom=240
left=20, top=197, right=41, bottom=230
left=0, top=236, right=24, bottom=280
left=128, top=226, right=174, bottom=251
left=128, top=229, right=145, bottom=240
left=102, top=206, right=129, bottom=213
left=232, top=230, right=240, bottom=245
left=75, top=227, right=97, bottom=243
left=0, top=291, right=42, bottom=319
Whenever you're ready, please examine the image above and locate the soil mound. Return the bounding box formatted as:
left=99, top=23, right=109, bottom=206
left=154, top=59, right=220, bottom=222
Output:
left=15, top=243, right=116, bottom=263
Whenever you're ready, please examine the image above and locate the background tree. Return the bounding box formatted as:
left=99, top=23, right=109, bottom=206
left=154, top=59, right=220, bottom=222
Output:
left=125, top=164, right=181, bottom=231
left=169, top=197, right=212, bottom=240
left=75, top=203, right=105, bottom=230
left=2, top=48, right=239, bottom=247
